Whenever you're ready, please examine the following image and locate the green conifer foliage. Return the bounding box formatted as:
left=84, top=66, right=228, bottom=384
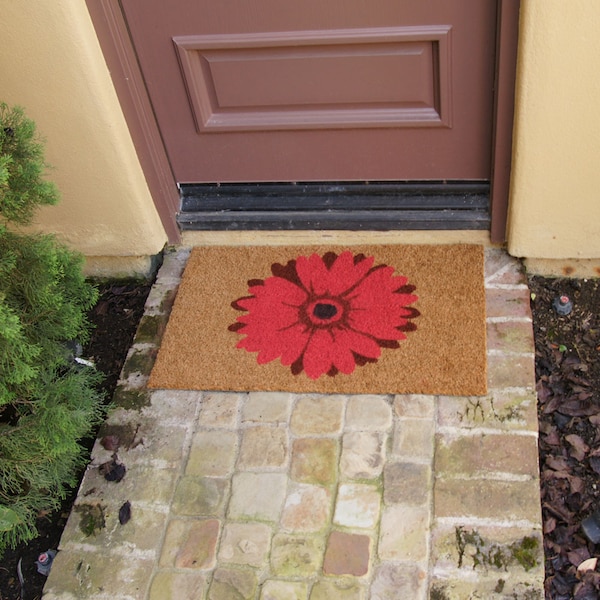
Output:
left=0, top=103, right=104, bottom=552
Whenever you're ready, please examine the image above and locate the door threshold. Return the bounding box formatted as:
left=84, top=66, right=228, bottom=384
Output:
left=180, top=229, right=494, bottom=247
left=177, top=181, right=490, bottom=231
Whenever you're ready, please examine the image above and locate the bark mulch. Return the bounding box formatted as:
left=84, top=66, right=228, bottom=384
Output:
left=530, top=276, right=600, bottom=600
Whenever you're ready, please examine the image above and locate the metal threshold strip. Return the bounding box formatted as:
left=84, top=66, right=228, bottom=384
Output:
left=177, top=181, right=490, bottom=231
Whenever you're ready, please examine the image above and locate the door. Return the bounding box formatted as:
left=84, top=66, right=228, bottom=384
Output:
left=119, top=0, right=498, bottom=184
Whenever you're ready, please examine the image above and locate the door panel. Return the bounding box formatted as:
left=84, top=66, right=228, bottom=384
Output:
left=173, top=27, right=451, bottom=132
left=121, top=0, right=497, bottom=183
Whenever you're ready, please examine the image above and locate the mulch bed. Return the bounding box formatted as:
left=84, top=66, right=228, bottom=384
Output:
left=1, top=272, right=600, bottom=599
left=0, top=281, right=152, bottom=600
left=530, top=276, right=600, bottom=600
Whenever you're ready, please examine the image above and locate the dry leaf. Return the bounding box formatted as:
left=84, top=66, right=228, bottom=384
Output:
left=577, top=557, right=598, bottom=574
left=565, top=434, right=590, bottom=461
left=100, top=435, right=121, bottom=451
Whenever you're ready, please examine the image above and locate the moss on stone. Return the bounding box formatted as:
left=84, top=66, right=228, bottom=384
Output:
left=121, top=348, right=156, bottom=379
left=510, top=536, right=539, bottom=571
left=430, top=585, right=450, bottom=600
left=455, top=527, right=540, bottom=572
left=75, top=502, right=106, bottom=537
left=134, top=314, right=166, bottom=345
left=112, top=387, right=151, bottom=410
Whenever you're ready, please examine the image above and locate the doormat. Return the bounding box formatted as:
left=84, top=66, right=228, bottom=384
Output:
left=148, top=244, right=487, bottom=395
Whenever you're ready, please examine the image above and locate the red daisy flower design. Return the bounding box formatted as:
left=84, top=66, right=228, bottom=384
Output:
left=228, top=251, right=419, bottom=380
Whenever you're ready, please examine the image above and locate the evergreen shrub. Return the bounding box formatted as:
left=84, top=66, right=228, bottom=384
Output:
left=0, top=103, right=104, bottom=552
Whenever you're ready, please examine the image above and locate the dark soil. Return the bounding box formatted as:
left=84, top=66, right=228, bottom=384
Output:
left=530, top=276, right=600, bottom=599
left=2, top=272, right=600, bottom=599
left=0, top=281, right=152, bottom=600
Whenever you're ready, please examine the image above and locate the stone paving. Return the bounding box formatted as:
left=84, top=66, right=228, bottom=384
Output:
left=43, top=246, right=544, bottom=599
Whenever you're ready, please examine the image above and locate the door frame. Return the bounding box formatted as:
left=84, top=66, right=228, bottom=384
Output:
left=86, top=0, right=520, bottom=244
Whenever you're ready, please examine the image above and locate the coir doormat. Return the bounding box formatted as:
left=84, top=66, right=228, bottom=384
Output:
left=148, top=244, right=487, bottom=395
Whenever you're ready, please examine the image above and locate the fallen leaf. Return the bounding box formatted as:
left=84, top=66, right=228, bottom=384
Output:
left=118, top=501, right=131, bottom=525
left=99, top=457, right=126, bottom=483
left=546, top=456, right=571, bottom=471
left=566, top=434, right=590, bottom=461
left=100, top=435, right=120, bottom=451
left=544, top=516, right=557, bottom=534
left=569, top=547, right=591, bottom=568
left=589, top=456, right=600, bottom=476
left=577, top=557, right=598, bottom=574
left=569, top=475, right=585, bottom=494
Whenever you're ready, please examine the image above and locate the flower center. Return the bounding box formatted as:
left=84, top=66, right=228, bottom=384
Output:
left=313, top=303, right=337, bottom=319
left=306, top=298, right=344, bottom=326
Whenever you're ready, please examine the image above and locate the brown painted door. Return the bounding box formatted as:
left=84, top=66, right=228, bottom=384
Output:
left=120, top=0, right=497, bottom=184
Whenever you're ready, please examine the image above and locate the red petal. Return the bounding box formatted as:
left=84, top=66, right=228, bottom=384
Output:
left=326, top=251, right=374, bottom=295
left=302, top=329, right=336, bottom=379
left=232, top=275, right=310, bottom=367
left=335, top=328, right=382, bottom=360
left=295, top=254, right=330, bottom=295
left=347, top=268, right=418, bottom=339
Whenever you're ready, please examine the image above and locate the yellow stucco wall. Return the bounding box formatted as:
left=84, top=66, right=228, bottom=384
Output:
left=0, top=0, right=167, bottom=265
left=508, top=0, right=600, bottom=259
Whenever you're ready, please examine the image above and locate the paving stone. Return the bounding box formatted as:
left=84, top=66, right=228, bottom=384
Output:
left=484, top=250, right=527, bottom=285
left=431, top=523, right=543, bottom=574
left=244, top=392, right=293, bottom=423
left=487, top=320, right=534, bottom=354
left=198, top=392, right=242, bottom=428
left=437, top=389, right=539, bottom=432
left=172, top=476, right=229, bottom=517
left=98, top=419, right=189, bottom=468
left=487, top=353, right=536, bottom=390
left=340, top=432, right=385, bottom=479
left=429, top=576, right=544, bottom=600
left=435, top=432, right=539, bottom=478
left=434, top=478, right=542, bottom=522
left=310, top=579, right=366, bottom=600
left=43, top=550, right=154, bottom=599
left=370, top=562, right=427, bottom=600
left=383, top=462, right=430, bottom=505
left=290, top=395, right=345, bottom=435
left=238, top=426, right=288, bottom=469
left=144, top=281, right=178, bottom=316
left=155, top=247, right=190, bottom=282
left=393, top=394, right=436, bottom=419
left=187, top=430, right=238, bottom=476
left=378, top=504, right=430, bottom=562
left=63, top=502, right=168, bottom=555
left=228, top=472, right=287, bottom=521
left=323, top=530, right=371, bottom=577
left=344, top=395, right=393, bottom=431
left=333, top=483, right=381, bottom=529
left=149, top=571, right=208, bottom=600
left=270, top=534, right=325, bottom=577
left=160, top=518, right=220, bottom=569
left=290, top=438, right=338, bottom=486
left=77, top=463, right=177, bottom=507
left=218, top=522, right=273, bottom=567
left=281, top=483, right=331, bottom=532
left=208, top=567, right=258, bottom=600
left=144, top=389, right=201, bottom=423
left=260, top=579, right=308, bottom=600
left=392, top=418, right=434, bottom=460
left=485, top=287, right=533, bottom=320
left=129, top=422, right=191, bottom=467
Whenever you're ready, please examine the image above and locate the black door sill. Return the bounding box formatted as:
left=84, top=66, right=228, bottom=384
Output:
left=177, top=181, right=490, bottom=231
